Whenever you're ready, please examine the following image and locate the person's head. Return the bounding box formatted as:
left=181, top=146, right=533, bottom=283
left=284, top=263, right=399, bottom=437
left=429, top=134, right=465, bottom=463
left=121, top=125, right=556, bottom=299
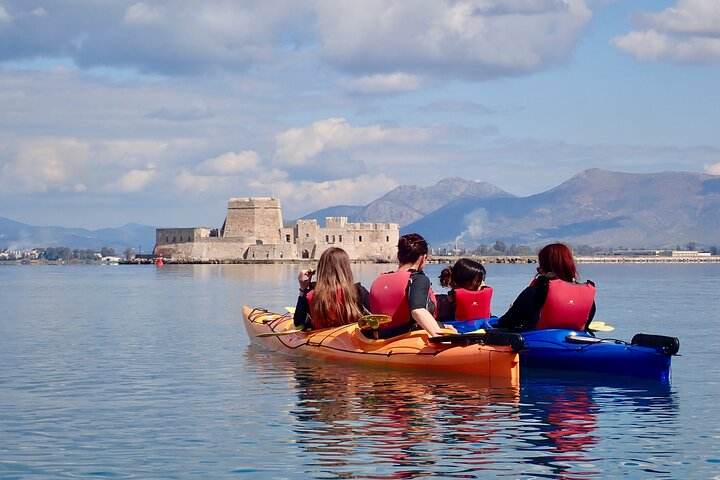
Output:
left=316, top=247, right=354, bottom=286
left=439, top=258, right=486, bottom=290
left=397, top=233, right=428, bottom=266
left=537, top=243, right=578, bottom=282
left=312, top=247, right=362, bottom=328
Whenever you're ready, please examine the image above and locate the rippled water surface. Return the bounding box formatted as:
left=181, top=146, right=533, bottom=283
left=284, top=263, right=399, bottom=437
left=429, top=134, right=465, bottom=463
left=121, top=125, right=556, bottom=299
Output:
left=1, top=263, right=718, bottom=478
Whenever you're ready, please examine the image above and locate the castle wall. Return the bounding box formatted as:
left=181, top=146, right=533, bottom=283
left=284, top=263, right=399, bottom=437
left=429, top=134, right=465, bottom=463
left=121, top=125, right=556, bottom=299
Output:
left=223, top=197, right=282, bottom=244
left=154, top=199, right=400, bottom=262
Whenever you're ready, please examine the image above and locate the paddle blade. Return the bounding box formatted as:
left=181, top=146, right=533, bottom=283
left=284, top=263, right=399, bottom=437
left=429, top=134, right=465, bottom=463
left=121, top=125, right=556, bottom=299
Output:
left=285, top=306, right=296, bottom=314
left=256, top=326, right=304, bottom=337
left=589, top=321, right=614, bottom=332
left=358, top=314, right=392, bottom=330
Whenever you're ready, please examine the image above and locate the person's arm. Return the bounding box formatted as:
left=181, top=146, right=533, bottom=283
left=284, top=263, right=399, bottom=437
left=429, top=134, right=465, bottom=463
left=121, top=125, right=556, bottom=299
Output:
left=294, top=269, right=315, bottom=328
left=411, top=308, right=445, bottom=336
left=355, top=283, right=371, bottom=314
left=434, top=293, right=455, bottom=323
left=497, top=278, right=549, bottom=331
left=583, top=301, right=597, bottom=332
left=408, top=273, right=444, bottom=337
left=293, top=294, right=310, bottom=328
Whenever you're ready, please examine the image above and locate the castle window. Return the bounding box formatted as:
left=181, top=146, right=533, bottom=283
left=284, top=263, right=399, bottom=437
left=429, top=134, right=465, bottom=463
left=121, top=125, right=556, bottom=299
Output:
left=286, top=234, right=291, bottom=243
left=386, top=236, right=389, bottom=242
left=332, top=235, right=336, bottom=242
left=305, top=233, right=309, bottom=238
left=326, top=235, right=329, bottom=242
left=173, top=236, right=176, bottom=242
left=359, top=235, right=363, bottom=242
left=166, top=236, right=169, bottom=243
left=339, top=235, right=342, bottom=242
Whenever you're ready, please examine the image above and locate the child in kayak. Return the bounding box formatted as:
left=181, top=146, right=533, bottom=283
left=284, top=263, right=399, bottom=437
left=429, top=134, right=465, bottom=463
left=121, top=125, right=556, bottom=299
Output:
left=436, top=258, right=493, bottom=332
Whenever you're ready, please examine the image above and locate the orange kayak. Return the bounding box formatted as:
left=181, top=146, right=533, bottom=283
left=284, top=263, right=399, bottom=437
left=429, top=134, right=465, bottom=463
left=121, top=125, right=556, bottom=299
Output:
left=242, top=306, right=521, bottom=381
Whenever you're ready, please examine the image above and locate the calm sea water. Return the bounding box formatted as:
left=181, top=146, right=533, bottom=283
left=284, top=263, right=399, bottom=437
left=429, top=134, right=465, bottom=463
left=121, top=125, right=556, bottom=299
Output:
left=1, top=262, right=719, bottom=479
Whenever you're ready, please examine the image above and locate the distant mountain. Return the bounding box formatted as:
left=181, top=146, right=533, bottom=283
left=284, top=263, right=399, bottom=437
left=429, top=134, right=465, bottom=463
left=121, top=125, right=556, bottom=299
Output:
left=0, top=217, right=157, bottom=252
left=300, top=177, right=514, bottom=225
left=403, top=169, right=720, bottom=248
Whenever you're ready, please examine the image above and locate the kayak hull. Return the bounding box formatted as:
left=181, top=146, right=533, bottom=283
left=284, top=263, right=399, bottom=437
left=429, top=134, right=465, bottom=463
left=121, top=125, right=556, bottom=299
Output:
left=520, top=329, right=673, bottom=382
left=448, top=318, right=675, bottom=381
left=242, top=306, right=520, bottom=381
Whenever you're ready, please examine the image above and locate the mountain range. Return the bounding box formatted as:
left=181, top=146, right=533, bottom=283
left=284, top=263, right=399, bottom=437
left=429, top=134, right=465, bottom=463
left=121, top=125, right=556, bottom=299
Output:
left=0, top=216, right=156, bottom=253
left=301, top=169, right=720, bottom=249
left=3, top=168, right=719, bottom=252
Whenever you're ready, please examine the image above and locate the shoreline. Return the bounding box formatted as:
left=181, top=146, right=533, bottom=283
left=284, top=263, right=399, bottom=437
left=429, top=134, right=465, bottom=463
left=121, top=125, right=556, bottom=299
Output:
left=3, top=255, right=719, bottom=266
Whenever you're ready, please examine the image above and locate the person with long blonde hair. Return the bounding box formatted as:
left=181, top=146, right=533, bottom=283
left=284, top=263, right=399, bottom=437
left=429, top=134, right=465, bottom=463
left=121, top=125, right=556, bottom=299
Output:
left=294, top=247, right=370, bottom=330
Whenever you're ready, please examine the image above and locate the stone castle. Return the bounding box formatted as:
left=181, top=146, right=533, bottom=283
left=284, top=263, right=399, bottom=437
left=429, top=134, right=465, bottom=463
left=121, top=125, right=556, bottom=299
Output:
left=153, top=197, right=400, bottom=262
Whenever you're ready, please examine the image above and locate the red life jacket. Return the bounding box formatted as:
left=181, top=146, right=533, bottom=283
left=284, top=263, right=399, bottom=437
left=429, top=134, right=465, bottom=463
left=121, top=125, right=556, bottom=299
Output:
left=454, top=287, right=493, bottom=321
left=306, top=289, right=315, bottom=310
left=370, top=270, right=437, bottom=330
left=306, top=287, right=345, bottom=320
left=535, top=279, right=596, bottom=331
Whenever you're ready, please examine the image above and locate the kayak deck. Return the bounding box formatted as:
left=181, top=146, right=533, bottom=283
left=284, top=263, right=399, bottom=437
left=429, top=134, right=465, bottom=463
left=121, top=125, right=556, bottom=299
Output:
left=242, top=306, right=520, bottom=381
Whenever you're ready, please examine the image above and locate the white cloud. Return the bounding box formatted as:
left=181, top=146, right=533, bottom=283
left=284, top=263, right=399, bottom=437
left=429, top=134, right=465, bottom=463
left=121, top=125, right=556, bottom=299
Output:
left=614, top=0, right=720, bottom=63
left=705, top=162, right=720, bottom=175
left=273, top=174, right=398, bottom=216
left=315, top=0, right=592, bottom=79
left=124, top=3, right=164, bottom=25
left=0, top=139, right=90, bottom=193
left=343, top=73, right=425, bottom=94
left=110, top=169, right=157, bottom=193
left=196, top=151, right=260, bottom=175
left=274, top=118, right=432, bottom=168
left=0, top=7, right=10, bottom=22
left=32, top=7, right=47, bottom=18
left=0, top=137, right=172, bottom=194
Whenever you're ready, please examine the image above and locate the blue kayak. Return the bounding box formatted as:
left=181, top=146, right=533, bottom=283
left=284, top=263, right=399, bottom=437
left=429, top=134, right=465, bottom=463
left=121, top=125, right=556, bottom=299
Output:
left=445, top=318, right=679, bottom=382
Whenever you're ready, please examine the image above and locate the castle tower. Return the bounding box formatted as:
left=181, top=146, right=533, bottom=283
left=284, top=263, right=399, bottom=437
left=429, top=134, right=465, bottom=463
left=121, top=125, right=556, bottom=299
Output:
left=222, top=197, right=283, bottom=243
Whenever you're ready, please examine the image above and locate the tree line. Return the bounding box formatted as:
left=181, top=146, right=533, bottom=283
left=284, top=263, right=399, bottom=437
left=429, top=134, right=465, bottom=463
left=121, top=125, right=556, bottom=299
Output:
left=1, top=246, right=138, bottom=261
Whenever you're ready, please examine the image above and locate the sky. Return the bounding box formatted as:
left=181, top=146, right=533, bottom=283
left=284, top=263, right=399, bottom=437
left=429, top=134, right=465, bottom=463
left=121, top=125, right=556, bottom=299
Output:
left=1, top=0, right=719, bottom=229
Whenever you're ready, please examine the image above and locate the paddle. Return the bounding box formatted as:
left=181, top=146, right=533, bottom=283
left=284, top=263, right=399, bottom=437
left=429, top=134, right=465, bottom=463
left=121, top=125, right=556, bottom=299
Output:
left=588, top=321, right=615, bottom=332
left=357, top=314, right=392, bottom=330
left=285, top=306, right=296, bottom=314
left=429, top=331, right=524, bottom=352
left=256, top=325, right=304, bottom=337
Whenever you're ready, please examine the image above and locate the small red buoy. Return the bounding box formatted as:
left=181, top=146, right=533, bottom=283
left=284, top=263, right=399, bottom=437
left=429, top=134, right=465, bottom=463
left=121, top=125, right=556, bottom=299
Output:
left=155, top=257, right=164, bottom=267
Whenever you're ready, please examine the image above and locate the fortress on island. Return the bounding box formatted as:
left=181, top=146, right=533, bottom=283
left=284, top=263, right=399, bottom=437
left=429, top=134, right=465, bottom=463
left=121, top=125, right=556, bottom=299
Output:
left=153, top=197, right=400, bottom=262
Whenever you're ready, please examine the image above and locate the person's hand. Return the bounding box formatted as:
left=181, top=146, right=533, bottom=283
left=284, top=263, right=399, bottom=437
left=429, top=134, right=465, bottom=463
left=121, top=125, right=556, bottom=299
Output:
left=298, top=268, right=315, bottom=290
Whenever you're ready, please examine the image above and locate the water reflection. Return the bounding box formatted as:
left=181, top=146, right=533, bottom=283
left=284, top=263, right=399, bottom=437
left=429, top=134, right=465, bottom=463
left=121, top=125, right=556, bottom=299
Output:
left=243, top=347, right=678, bottom=479
left=516, top=374, right=677, bottom=479
left=289, top=361, right=520, bottom=479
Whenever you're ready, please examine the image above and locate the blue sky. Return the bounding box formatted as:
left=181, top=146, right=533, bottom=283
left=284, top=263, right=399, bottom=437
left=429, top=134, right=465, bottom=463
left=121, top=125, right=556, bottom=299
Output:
left=1, top=0, right=718, bottom=229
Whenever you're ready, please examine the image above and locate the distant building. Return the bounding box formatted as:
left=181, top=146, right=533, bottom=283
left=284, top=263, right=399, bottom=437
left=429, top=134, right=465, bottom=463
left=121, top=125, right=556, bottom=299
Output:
left=670, top=250, right=711, bottom=257
left=154, top=197, right=399, bottom=262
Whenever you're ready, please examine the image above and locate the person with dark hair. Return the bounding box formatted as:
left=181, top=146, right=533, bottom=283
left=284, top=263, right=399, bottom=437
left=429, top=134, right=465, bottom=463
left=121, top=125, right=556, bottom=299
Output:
left=294, top=247, right=370, bottom=330
left=497, top=243, right=596, bottom=332
left=436, top=258, right=493, bottom=325
left=369, top=233, right=444, bottom=338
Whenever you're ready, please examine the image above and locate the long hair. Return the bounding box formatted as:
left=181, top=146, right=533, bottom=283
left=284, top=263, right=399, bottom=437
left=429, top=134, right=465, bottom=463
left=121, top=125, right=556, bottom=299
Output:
left=397, top=233, right=428, bottom=265
left=311, top=247, right=363, bottom=329
left=537, top=243, right=578, bottom=282
left=439, top=258, right=486, bottom=290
